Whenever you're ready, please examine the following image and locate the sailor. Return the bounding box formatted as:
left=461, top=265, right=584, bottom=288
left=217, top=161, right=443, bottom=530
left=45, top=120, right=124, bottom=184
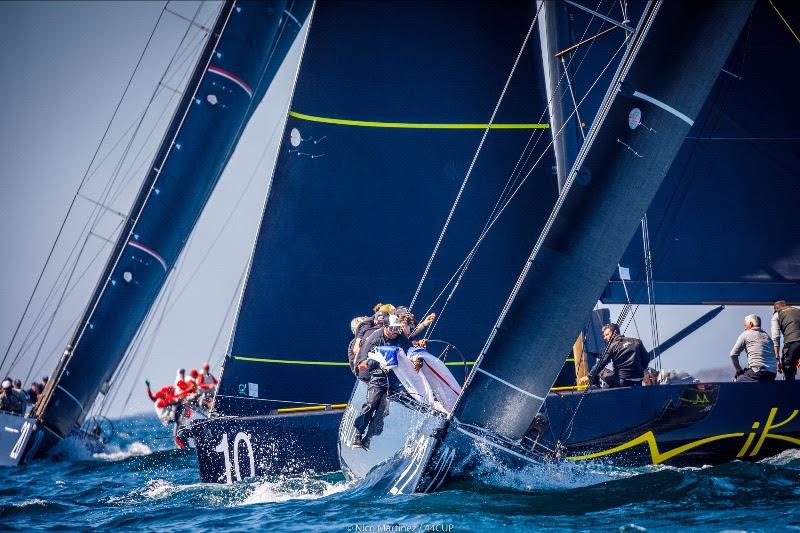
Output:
left=730, top=314, right=777, bottom=382
left=579, top=323, right=649, bottom=388
left=0, top=379, right=24, bottom=414
left=145, top=380, right=180, bottom=425
left=352, top=315, right=409, bottom=450
left=771, top=300, right=800, bottom=380
left=198, top=362, right=218, bottom=390
left=348, top=316, right=371, bottom=374
left=373, top=302, right=396, bottom=315
left=27, top=382, right=39, bottom=405
left=394, top=306, right=436, bottom=339
left=351, top=311, right=389, bottom=368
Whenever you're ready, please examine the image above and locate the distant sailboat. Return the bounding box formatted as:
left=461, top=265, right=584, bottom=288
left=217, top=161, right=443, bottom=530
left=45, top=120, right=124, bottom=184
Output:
left=0, top=0, right=310, bottom=466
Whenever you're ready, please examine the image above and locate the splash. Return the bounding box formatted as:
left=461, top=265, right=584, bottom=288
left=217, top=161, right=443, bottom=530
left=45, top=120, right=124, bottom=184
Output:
left=466, top=442, right=644, bottom=492
left=93, top=441, right=152, bottom=461
left=239, top=474, right=350, bottom=506
left=759, top=447, right=800, bottom=466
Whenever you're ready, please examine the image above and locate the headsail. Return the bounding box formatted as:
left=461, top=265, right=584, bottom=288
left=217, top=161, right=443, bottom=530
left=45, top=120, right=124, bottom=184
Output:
left=213, top=0, right=558, bottom=417
left=453, top=1, right=755, bottom=441
left=34, top=0, right=311, bottom=440
left=604, top=0, right=800, bottom=305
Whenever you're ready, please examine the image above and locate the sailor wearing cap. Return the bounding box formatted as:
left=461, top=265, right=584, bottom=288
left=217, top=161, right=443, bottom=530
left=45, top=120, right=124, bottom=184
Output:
left=351, top=315, right=410, bottom=450
left=0, top=379, right=25, bottom=414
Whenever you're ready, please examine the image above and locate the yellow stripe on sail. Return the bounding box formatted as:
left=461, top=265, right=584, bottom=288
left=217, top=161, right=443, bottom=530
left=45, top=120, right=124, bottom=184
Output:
left=233, top=355, right=475, bottom=366
left=289, top=111, right=549, bottom=130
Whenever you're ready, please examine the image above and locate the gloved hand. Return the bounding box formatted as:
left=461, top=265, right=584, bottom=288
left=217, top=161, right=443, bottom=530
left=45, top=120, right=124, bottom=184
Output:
left=735, top=368, right=747, bottom=379
left=145, top=379, right=151, bottom=387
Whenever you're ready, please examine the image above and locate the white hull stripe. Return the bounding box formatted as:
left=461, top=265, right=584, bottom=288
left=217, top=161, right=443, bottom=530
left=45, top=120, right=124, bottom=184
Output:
left=632, top=90, right=694, bottom=126
left=128, top=240, right=168, bottom=272
left=476, top=367, right=545, bottom=401
left=208, top=66, right=253, bottom=98
left=57, top=384, right=84, bottom=412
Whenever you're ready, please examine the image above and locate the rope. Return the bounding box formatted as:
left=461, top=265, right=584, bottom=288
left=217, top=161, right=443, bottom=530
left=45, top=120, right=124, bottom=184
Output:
left=769, top=0, right=800, bottom=47
left=409, top=2, right=543, bottom=310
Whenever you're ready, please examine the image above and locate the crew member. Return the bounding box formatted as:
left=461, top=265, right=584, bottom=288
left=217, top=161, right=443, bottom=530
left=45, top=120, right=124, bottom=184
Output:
left=0, top=379, right=24, bottom=414
left=394, top=306, right=436, bottom=339
left=730, top=314, right=776, bottom=382
left=352, top=315, right=409, bottom=450
left=579, top=323, right=649, bottom=388
left=198, top=362, right=218, bottom=390
left=351, top=311, right=389, bottom=366
left=772, top=300, right=800, bottom=380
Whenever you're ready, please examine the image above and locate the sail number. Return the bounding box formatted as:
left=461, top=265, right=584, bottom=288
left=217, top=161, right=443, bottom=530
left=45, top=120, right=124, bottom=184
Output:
left=214, top=432, right=255, bottom=483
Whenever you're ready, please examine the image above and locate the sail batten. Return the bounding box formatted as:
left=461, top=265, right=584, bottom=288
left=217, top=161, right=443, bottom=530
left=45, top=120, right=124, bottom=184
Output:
left=452, top=1, right=755, bottom=442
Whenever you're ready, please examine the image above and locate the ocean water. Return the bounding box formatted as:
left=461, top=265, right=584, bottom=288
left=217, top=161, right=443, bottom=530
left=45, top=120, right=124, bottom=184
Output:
left=2, top=414, right=800, bottom=532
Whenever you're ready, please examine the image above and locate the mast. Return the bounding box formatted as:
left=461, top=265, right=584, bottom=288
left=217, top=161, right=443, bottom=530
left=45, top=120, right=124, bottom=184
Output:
left=452, top=0, right=755, bottom=442
left=34, top=0, right=305, bottom=441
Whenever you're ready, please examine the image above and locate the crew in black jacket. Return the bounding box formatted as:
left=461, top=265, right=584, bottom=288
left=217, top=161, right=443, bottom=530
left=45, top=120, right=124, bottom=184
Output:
left=581, top=323, right=650, bottom=388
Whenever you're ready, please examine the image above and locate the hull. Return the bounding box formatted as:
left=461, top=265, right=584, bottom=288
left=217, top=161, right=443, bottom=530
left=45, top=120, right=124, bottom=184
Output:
left=190, top=410, right=343, bottom=483
left=339, top=381, right=800, bottom=493
left=0, top=412, right=105, bottom=466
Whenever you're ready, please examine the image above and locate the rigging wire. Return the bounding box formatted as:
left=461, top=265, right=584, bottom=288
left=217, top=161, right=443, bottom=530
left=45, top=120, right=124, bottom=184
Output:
left=10, top=3, right=208, bottom=389
left=408, top=1, right=544, bottom=311
left=6, top=14, right=211, bottom=376
left=418, top=0, right=619, bottom=329
left=0, top=2, right=170, bottom=376
left=425, top=34, right=630, bottom=336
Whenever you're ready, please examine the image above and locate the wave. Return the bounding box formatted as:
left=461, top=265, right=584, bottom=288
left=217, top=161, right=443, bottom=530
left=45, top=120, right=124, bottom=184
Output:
left=239, top=473, right=350, bottom=506
left=93, top=442, right=152, bottom=462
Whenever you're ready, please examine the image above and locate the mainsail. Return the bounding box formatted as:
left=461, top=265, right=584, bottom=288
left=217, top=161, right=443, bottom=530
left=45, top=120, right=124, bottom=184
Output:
left=213, top=0, right=558, bottom=418
left=603, top=0, right=800, bottom=305
left=452, top=0, right=755, bottom=441
left=33, top=0, right=311, bottom=441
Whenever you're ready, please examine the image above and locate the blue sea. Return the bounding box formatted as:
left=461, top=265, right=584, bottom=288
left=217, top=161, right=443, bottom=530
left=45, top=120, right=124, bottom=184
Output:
left=2, top=414, right=800, bottom=531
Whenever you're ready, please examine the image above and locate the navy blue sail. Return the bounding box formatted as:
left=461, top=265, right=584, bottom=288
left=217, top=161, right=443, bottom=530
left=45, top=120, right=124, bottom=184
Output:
left=196, top=0, right=558, bottom=482
left=603, top=0, right=800, bottom=305
left=27, top=0, right=311, bottom=452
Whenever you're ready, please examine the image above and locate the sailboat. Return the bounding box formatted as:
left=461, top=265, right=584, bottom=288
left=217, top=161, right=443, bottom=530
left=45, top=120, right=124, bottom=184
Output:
left=0, top=0, right=312, bottom=466
left=189, top=0, right=800, bottom=485
left=337, top=0, right=800, bottom=493
left=188, top=0, right=562, bottom=483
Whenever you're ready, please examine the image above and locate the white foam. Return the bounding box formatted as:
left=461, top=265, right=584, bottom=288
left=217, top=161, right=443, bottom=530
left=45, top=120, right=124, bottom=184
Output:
left=93, top=441, right=152, bottom=461
left=239, top=474, right=350, bottom=506
left=759, top=447, right=800, bottom=465
left=11, top=498, right=49, bottom=508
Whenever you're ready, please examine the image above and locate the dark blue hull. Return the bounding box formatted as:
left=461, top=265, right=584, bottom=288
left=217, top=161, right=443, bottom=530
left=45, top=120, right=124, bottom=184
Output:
left=190, top=410, right=343, bottom=483
left=339, top=381, right=800, bottom=493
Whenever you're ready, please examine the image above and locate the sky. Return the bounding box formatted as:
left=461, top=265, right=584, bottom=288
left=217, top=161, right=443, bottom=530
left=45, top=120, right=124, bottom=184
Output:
left=0, top=1, right=774, bottom=419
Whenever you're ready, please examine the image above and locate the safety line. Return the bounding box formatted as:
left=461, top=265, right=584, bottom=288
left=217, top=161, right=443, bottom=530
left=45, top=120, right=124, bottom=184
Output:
left=289, top=111, right=548, bottom=129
